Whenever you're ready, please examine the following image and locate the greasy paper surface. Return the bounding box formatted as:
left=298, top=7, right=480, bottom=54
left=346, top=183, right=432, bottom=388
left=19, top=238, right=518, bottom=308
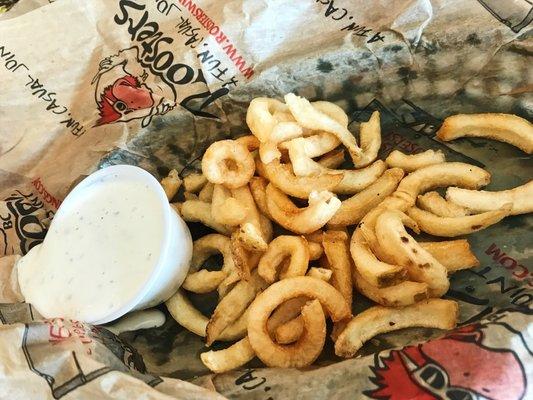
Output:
left=0, top=0, right=532, bottom=399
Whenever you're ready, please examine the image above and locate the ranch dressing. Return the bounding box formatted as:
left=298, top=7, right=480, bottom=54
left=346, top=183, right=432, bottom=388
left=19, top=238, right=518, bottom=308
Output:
left=105, top=309, right=166, bottom=335
left=17, top=172, right=166, bottom=323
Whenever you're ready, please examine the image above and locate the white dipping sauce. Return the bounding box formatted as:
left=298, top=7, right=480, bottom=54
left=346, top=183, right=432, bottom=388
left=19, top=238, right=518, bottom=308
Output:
left=105, top=309, right=166, bottom=335
left=18, top=173, right=166, bottom=323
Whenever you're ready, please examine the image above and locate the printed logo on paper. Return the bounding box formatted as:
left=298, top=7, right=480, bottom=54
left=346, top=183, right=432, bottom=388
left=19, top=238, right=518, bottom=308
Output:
left=366, top=309, right=530, bottom=400
left=91, top=46, right=176, bottom=128
left=22, top=320, right=162, bottom=399
left=0, top=189, right=52, bottom=255
left=91, top=0, right=252, bottom=127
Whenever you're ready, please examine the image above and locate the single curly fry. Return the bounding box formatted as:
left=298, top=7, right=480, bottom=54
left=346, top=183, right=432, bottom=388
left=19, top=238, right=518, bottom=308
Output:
left=335, top=299, right=458, bottom=358
left=189, top=234, right=238, bottom=296
left=395, top=162, right=491, bottom=206
left=256, top=159, right=343, bottom=199
left=258, top=235, right=310, bottom=283
left=201, top=337, right=256, bottom=373
left=160, top=169, right=182, bottom=200
left=230, top=230, right=262, bottom=281
left=268, top=265, right=333, bottom=344
left=246, top=97, right=288, bottom=142
left=232, top=185, right=269, bottom=251
left=353, top=195, right=411, bottom=268
left=328, top=167, right=404, bottom=226
left=249, top=176, right=271, bottom=218
left=445, top=180, right=533, bottom=216
left=198, top=182, right=215, bottom=202
left=375, top=210, right=449, bottom=297
left=248, top=277, right=351, bottom=368
left=211, top=184, right=248, bottom=226
left=407, top=205, right=511, bottom=237
left=165, top=289, right=208, bottom=337
left=385, top=149, right=446, bottom=172
left=266, top=184, right=341, bottom=234
left=183, top=173, right=208, bottom=193
left=350, top=229, right=407, bottom=288
left=270, top=300, right=327, bottom=366
left=181, top=200, right=232, bottom=235
left=275, top=315, right=305, bottom=344
left=417, top=191, right=469, bottom=217
left=322, top=230, right=353, bottom=307
left=202, top=140, right=255, bottom=189
left=359, top=203, right=419, bottom=267
left=191, top=234, right=234, bottom=272
left=266, top=297, right=309, bottom=336
left=333, top=160, right=387, bottom=195
left=436, top=113, right=533, bottom=154
left=353, top=111, right=381, bottom=168
left=182, top=270, right=227, bottom=294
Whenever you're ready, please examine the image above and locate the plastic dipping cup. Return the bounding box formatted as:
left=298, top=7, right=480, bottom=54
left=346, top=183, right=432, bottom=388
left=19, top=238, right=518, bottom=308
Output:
left=17, top=165, right=192, bottom=324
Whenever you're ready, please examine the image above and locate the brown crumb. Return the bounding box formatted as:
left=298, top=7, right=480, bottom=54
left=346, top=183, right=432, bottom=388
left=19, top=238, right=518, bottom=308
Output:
left=414, top=293, right=427, bottom=302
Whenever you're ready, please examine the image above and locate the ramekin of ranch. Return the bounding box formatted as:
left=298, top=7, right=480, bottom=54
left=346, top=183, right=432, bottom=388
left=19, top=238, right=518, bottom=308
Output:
left=17, top=165, right=192, bottom=324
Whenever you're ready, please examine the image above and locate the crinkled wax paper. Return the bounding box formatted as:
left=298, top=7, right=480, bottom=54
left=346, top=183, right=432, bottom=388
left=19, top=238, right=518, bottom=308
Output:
left=0, top=0, right=531, bottom=398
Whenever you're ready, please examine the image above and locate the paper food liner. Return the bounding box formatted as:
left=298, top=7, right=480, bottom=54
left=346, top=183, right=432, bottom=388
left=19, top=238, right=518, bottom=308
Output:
left=0, top=0, right=531, bottom=399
